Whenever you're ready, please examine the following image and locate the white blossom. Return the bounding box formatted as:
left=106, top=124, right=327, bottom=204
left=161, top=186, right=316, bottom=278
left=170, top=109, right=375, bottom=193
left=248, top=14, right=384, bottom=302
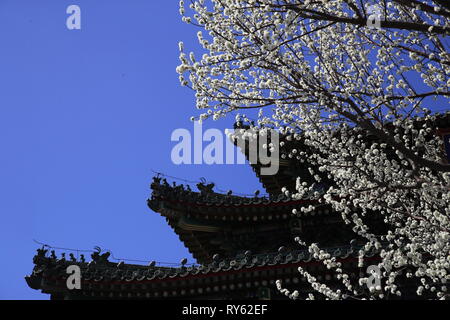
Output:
left=177, top=0, right=450, bottom=300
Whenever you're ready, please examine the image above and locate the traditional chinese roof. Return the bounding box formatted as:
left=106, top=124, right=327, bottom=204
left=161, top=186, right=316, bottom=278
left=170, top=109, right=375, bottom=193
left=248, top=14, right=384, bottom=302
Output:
left=148, top=177, right=326, bottom=217
left=147, top=177, right=330, bottom=264
left=231, top=122, right=329, bottom=195
left=234, top=111, right=450, bottom=194
left=26, top=245, right=375, bottom=300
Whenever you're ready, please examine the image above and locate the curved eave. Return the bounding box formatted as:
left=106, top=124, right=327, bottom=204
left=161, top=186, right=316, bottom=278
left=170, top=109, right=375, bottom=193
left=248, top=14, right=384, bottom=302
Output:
left=147, top=193, right=325, bottom=219
left=26, top=245, right=375, bottom=299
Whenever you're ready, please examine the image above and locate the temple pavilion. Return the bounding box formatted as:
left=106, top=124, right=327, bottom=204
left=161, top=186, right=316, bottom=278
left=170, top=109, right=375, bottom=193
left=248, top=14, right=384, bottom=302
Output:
left=25, top=113, right=450, bottom=299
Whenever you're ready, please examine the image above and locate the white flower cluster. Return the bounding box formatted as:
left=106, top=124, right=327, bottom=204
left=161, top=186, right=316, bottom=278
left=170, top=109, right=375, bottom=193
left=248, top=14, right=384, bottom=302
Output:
left=177, top=0, right=450, bottom=299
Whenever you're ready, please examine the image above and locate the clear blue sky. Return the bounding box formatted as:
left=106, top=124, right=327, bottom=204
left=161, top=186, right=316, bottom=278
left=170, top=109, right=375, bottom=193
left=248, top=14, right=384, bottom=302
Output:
left=0, top=0, right=261, bottom=299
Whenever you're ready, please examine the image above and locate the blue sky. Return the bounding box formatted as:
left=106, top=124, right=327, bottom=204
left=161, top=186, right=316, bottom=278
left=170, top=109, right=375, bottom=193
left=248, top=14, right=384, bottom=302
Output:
left=0, top=0, right=261, bottom=299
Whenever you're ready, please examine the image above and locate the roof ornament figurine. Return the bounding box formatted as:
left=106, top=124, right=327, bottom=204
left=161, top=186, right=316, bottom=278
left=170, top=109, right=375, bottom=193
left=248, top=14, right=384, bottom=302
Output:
left=197, top=177, right=215, bottom=195
left=33, top=247, right=49, bottom=265
left=150, top=176, right=162, bottom=190
left=50, top=250, right=57, bottom=260
left=91, top=246, right=110, bottom=264
left=57, top=253, right=66, bottom=263
left=69, top=253, right=76, bottom=262
left=36, top=247, right=47, bottom=258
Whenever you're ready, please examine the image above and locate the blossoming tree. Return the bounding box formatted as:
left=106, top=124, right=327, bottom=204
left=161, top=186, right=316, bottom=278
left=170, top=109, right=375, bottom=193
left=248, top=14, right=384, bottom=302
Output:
left=176, top=0, right=450, bottom=300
